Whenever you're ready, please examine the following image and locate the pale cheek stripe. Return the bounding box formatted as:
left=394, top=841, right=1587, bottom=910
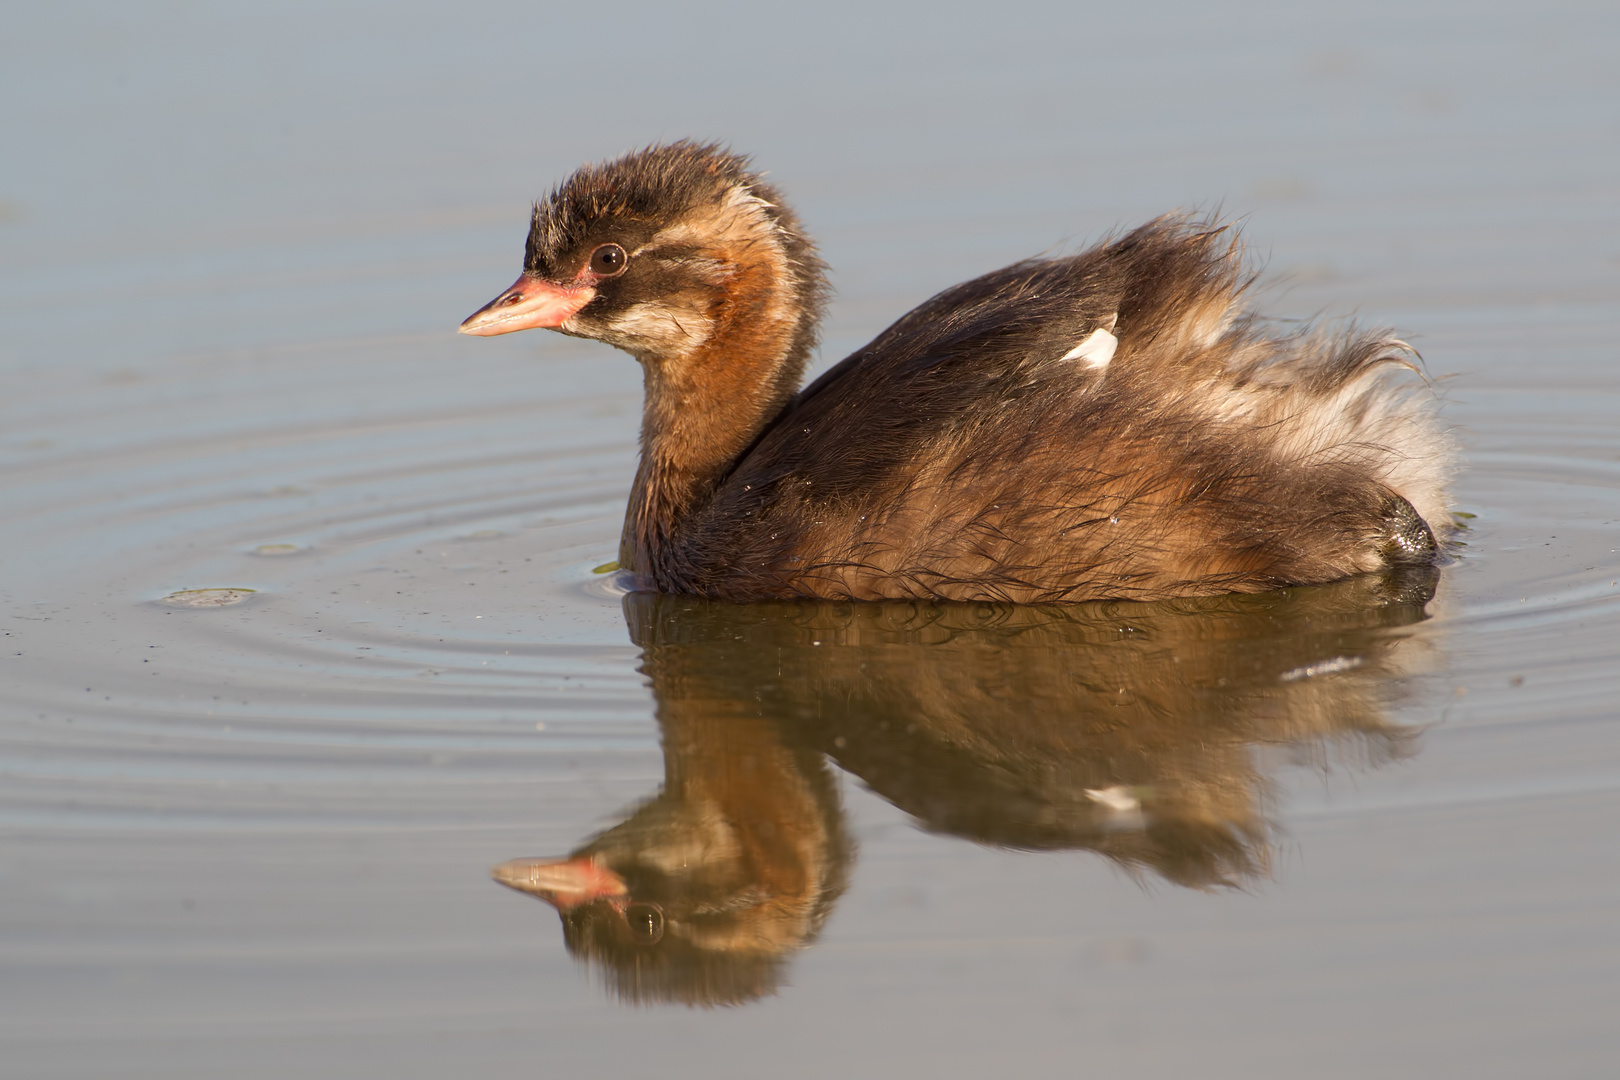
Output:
left=1060, top=327, right=1118, bottom=369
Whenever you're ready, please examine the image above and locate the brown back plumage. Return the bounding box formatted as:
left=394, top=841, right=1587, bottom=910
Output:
left=670, top=217, right=1452, bottom=601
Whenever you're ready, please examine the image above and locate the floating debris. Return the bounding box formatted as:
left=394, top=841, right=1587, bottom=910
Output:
left=160, top=588, right=257, bottom=608
left=591, top=560, right=620, bottom=574
left=250, top=543, right=301, bottom=556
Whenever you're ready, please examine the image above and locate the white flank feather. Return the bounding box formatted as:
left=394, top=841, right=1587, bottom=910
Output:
left=1060, top=327, right=1118, bottom=369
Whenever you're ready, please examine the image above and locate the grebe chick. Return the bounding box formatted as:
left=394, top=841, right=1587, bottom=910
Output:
left=460, top=142, right=1453, bottom=604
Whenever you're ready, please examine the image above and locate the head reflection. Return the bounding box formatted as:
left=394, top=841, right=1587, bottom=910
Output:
left=494, top=567, right=1440, bottom=1005
left=491, top=685, right=852, bottom=1007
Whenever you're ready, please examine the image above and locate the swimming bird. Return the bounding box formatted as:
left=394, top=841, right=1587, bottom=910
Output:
left=460, top=141, right=1451, bottom=603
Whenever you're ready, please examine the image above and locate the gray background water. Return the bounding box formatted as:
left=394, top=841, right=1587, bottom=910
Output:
left=3, top=2, right=1618, bottom=1076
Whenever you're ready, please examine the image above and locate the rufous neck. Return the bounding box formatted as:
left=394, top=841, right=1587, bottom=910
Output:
left=620, top=271, right=813, bottom=574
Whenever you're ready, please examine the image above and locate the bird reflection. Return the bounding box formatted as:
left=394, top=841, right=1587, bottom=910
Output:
left=494, top=567, right=1440, bottom=1006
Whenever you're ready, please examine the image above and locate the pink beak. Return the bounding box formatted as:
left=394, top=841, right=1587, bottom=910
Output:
left=490, top=855, right=629, bottom=911
left=458, top=275, right=596, bottom=336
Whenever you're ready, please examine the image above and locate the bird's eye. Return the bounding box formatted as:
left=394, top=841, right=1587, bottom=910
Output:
left=589, top=243, right=628, bottom=277
left=623, top=903, right=665, bottom=945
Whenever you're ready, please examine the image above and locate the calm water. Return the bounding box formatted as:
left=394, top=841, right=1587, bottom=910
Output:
left=3, top=3, right=1619, bottom=1077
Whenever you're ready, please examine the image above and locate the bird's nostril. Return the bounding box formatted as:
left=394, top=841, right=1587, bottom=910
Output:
left=502, top=293, right=523, bottom=306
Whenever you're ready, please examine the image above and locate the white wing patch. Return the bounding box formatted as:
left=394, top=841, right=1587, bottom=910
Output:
left=1060, top=326, right=1118, bottom=369
left=1084, top=785, right=1142, bottom=813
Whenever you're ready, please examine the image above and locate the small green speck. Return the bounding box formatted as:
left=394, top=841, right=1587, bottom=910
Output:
left=591, top=561, right=620, bottom=574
